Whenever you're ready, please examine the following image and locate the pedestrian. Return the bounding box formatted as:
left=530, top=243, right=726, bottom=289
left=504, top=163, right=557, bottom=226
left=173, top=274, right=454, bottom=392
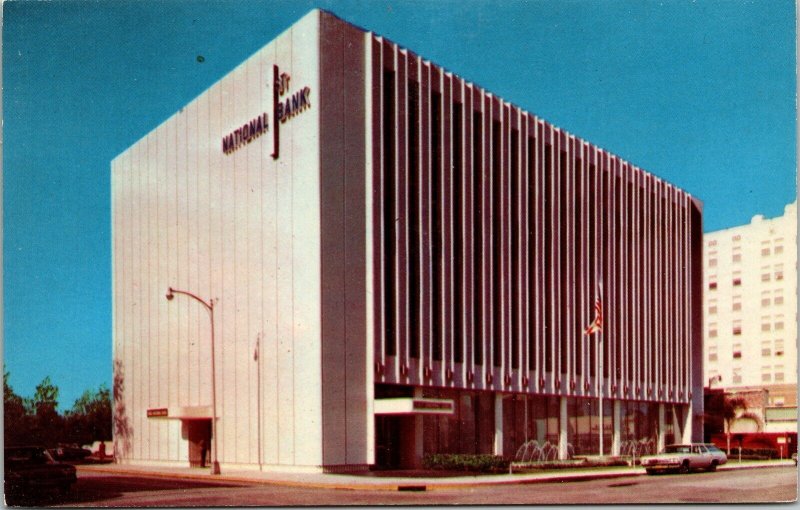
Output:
left=200, top=438, right=208, bottom=468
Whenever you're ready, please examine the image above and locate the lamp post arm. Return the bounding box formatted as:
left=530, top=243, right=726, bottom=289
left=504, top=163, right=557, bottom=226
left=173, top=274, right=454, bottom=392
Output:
left=168, top=287, right=214, bottom=312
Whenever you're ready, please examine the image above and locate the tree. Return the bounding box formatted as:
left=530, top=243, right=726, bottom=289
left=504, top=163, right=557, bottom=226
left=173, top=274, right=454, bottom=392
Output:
left=65, top=385, right=112, bottom=445
left=4, top=367, right=28, bottom=446
left=722, top=395, right=747, bottom=455
left=25, top=376, right=64, bottom=446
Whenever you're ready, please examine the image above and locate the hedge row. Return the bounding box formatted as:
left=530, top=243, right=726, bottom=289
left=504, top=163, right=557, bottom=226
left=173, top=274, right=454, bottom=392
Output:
left=726, top=447, right=780, bottom=459
left=423, top=454, right=511, bottom=473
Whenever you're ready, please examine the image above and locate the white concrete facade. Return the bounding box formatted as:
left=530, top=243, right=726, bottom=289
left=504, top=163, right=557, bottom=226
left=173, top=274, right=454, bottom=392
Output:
left=112, top=9, right=703, bottom=472
left=112, top=10, right=374, bottom=472
left=703, top=202, right=797, bottom=404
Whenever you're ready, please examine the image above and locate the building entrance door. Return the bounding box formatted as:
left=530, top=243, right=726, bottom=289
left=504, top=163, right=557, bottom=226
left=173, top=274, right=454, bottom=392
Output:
left=375, top=415, right=416, bottom=469
left=186, top=419, right=212, bottom=468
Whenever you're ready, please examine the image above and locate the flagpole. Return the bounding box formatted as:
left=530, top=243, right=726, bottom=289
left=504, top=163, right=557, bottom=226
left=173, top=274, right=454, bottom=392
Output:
left=597, top=281, right=604, bottom=458
left=255, top=334, right=262, bottom=470
left=599, top=329, right=603, bottom=457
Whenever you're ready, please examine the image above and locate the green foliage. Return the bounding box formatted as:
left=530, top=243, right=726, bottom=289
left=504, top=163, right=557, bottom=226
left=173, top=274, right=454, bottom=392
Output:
left=65, top=385, right=112, bottom=444
left=423, top=453, right=511, bottom=473
left=729, top=447, right=780, bottom=459
left=4, top=367, right=29, bottom=446
left=3, top=369, right=111, bottom=448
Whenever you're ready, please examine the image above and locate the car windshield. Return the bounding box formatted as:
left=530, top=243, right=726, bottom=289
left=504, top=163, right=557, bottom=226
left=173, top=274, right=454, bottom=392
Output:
left=664, top=445, right=691, bottom=454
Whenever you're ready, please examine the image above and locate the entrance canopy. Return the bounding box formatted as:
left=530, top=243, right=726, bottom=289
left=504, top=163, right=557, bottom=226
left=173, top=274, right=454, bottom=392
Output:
left=374, top=397, right=454, bottom=415
left=146, top=406, right=213, bottom=420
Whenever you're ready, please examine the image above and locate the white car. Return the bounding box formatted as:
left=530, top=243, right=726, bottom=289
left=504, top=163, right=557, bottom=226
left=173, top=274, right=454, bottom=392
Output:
left=641, top=443, right=727, bottom=475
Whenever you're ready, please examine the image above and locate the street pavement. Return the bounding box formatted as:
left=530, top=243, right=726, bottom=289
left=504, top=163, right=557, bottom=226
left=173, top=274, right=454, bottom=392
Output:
left=6, top=460, right=795, bottom=506
left=74, top=458, right=794, bottom=491
left=48, top=465, right=797, bottom=506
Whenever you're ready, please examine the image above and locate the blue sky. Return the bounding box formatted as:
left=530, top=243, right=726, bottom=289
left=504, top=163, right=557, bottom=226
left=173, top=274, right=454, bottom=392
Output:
left=4, top=0, right=796, bottom=409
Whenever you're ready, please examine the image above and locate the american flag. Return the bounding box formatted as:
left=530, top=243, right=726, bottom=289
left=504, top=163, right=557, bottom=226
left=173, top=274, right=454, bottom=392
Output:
left=584, top=294, right=603, bottom=336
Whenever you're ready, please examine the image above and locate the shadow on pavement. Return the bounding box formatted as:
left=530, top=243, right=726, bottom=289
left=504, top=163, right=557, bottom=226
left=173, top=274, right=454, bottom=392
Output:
left=6, top=475, right=246, bottom=507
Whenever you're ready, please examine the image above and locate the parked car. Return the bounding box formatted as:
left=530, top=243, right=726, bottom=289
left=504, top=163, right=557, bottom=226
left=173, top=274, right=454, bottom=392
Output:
left=4, top=446, right=77, bottom=502
left=49, top=443, right=92, bottom=461
left=641, top=443, right=727, bottom=475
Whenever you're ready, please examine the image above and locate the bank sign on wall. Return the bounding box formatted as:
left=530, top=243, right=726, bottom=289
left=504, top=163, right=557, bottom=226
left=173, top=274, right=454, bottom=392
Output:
left=221, top=64, right=311, bottom=157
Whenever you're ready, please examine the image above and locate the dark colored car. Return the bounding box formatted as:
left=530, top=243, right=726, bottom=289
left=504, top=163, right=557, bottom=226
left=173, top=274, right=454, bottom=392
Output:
left=49, top=444, right=92, bottom=461
left=4, top=446, right=77, bottom=503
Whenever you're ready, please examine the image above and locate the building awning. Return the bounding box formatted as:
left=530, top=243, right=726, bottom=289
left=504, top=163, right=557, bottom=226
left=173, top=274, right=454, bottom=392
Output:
left=374, top=397, right=454, bottom=415
left=146, top=406, right=213, bottom=419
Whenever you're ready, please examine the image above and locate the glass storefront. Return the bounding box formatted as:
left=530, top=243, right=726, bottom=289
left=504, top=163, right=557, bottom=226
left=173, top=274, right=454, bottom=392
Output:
left=403, top=385, right=684, bottom=461
left=567, top=397, right=612, bottom=456
left=422, top=388, right=494, bottom=455
left=501, top=394, right=561, bottom=459
left=620, top=400, right=659, bottom=456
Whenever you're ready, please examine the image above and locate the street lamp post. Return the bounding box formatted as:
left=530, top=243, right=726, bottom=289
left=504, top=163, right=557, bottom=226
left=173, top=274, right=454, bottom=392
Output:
left=166, top=286, right=221, bottom=475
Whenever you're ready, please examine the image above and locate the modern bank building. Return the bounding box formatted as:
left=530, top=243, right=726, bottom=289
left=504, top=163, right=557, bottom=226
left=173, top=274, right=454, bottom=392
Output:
left=111, top=10, right=704, bottom=473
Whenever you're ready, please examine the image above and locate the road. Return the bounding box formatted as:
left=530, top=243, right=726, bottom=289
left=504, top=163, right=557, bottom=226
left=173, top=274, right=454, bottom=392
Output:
left=10, top=466, right=795, bottom=506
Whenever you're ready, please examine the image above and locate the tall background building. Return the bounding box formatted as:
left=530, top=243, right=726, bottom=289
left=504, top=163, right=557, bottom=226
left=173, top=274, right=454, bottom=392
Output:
left=703, top=201, right=797, bottom=438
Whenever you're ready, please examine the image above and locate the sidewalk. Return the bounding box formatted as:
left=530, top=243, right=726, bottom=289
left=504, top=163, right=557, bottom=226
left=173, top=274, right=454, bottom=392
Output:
left=76, top=459, right=796, bottom=492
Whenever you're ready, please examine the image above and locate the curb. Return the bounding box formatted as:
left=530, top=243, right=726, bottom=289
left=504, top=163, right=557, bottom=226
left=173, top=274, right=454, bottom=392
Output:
left=76, top=461, right=794, bottom=492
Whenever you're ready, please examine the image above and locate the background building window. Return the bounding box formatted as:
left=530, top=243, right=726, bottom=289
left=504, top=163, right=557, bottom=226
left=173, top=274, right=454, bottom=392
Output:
left=732, top=253, right=742, bottom=263
left=709, top=258, right=717, bottom=267
left=774, top=295, right=784, bottom=305
left=733, top=369, right=742, bottom=384
left=709, top=281, right=718, bottom=290
left=761, top=273, right=771, bottom=282
left=761, top=247, right=771, bottom=257
left=762, top=373, right=772, bottom=382
left=708, top=345, right=718, bottom=362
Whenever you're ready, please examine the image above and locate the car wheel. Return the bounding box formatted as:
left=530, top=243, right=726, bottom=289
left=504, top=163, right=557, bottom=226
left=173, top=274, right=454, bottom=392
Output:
left=707, top=461, right=717, bottom=472
left=679, top=461, right=690, bottom=474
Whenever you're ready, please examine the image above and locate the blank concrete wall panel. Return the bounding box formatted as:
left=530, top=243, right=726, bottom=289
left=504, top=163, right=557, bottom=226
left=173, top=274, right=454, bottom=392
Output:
left=318, top=12, right=369, bottom=467
left=319, top=15, right=347, bottom=466
left=274, top=24, right=295, bottom=466
left=232, top=61, right=249, bottom=464
left=290, top=13, right=323, bottom=467
left=341, top=21, right=368, bottom=466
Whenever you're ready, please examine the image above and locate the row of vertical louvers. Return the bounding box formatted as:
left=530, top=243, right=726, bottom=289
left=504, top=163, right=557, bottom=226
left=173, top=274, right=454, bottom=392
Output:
left=369, top=36, right=702, bottom=404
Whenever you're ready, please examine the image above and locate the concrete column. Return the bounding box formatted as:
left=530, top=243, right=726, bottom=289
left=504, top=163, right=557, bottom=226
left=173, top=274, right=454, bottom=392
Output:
left=413, top=388, right=424, bottom=468
left=558, top=397, right=569, bottom=460
left=682, top=402, right=693, bottom=444
left=657, top=403, right=666, bottom=453
left=612, top=400, right=621, bottom=456
left=671, top=404, right=682, bottom=442
left=493, top=393, right=504, bottom=456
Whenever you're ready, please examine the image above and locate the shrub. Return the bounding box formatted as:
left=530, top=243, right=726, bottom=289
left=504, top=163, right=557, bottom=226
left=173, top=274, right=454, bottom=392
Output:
left=423, top=453, right=511, bottom=473
left=728, top=447, right=779, bottom=459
